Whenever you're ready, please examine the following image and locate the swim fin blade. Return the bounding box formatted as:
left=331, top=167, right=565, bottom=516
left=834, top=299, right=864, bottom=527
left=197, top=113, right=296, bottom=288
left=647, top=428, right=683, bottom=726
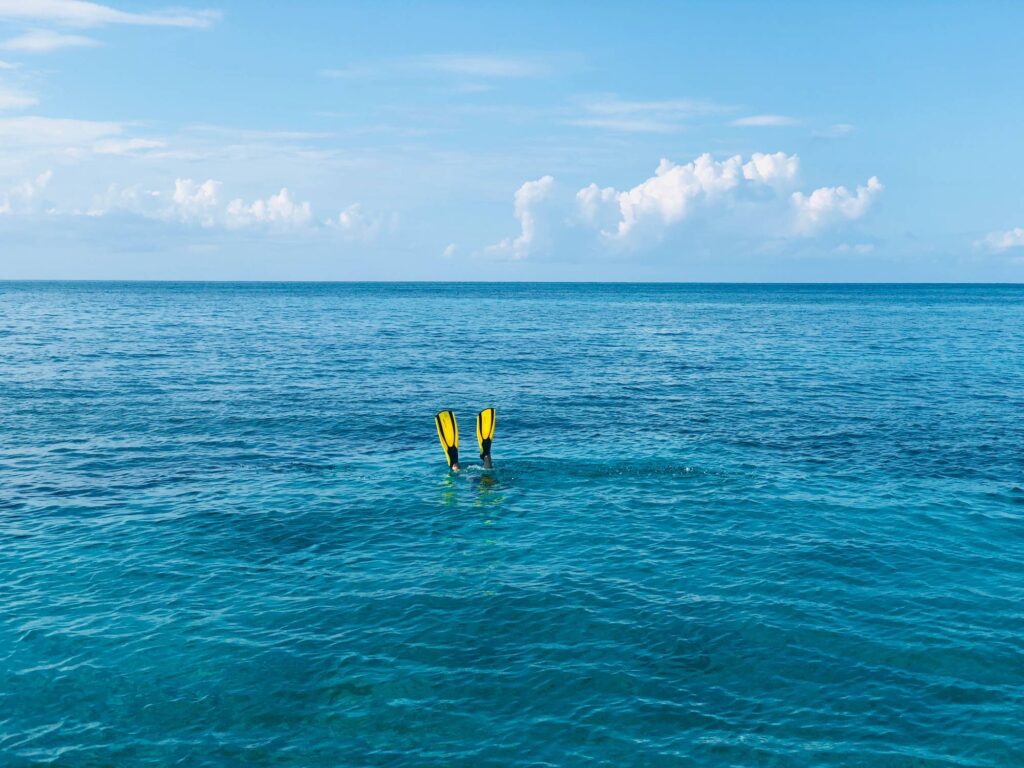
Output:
left=435, top=410, right=459, bottom=468
left=476, top=408, right=495, bottom=467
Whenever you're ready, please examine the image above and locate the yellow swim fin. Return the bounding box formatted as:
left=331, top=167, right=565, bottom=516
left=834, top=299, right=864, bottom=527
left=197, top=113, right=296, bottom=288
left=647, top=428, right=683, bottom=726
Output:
left=435, top=410, right=460, bottom=469
left=476, top=408, right=495, bottom=468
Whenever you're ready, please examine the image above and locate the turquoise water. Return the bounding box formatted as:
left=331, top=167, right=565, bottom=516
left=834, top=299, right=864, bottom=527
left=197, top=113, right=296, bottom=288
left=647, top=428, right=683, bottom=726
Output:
left=2, top=282, right=1023, bottom=766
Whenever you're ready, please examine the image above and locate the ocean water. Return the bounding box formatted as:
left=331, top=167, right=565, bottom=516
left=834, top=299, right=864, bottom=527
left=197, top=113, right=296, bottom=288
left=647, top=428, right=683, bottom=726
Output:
left=2, top=282, right=1023, bottom=767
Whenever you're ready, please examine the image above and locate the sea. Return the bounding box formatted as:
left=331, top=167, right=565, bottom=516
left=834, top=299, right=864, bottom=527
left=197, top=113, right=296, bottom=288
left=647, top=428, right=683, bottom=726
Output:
left=1, top=282, right=1022, bottom=767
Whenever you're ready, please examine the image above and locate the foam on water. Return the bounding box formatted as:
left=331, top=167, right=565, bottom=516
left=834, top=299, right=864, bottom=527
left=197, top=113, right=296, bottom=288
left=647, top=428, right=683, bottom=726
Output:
left=1, top=282, right=1023, bottom=766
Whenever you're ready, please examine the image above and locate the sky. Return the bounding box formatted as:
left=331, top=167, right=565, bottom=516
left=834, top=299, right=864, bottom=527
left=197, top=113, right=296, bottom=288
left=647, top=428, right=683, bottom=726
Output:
left=0, top=0, right=1023, bottom=281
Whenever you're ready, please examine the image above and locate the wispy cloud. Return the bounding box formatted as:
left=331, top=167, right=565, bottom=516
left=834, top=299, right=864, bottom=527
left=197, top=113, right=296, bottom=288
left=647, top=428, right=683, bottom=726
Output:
left=184, top=124, right=333, bottom=142
left=568, top=95, right=731, bottom=133
left=812, top=123, right=855, bottom=138
left=582, top=96, right=725, bottom=116
left=0, top=115, right=122, bottom=145
left=0, top=0, right=220, bottom=28
left=1, top=29, right=101, bottom=52
left=835, top=242, right=875, bottom=254
left=731, top=114, right=799, bottom=127
left=0, top=85, right=36, bottom=109
left=413, top=54, right=550, bottom=78
left=0, top=58, right=16, bottom=68
left=568, top=117, right=679, bottom=133
left=321, top=53, right=558, bottom=81
left=92, top=137, right=166, bottom=155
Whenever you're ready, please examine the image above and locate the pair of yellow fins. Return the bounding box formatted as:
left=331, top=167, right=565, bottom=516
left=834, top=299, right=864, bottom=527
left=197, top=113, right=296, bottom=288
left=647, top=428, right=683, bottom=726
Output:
left=435, top=408, right=495, bottom=470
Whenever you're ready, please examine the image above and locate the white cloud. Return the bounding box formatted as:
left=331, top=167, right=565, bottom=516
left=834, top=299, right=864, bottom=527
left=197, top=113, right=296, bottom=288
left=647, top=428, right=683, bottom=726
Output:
left=569, top=95, right=730, bottom=133
left=87, top=178, right=316, bottom=231
left=813, top=123, right=855, bottom=138
left=322, top=54, right=554, bottom=81
left=0, top=169, right=52, bottom=214
left=225, top=188, right=312, bottom=229
left=835, top=242, right=875, bottom=254
left=485, top=175, right=554, bottom=259
left=92, top=137, right=166, bottom=155
left=576, top=182, right=618, bottom=229
left=732, top=114, right=799, bottom=127
left=0, top=115, right=122, bottom=146
left=183, top=124, right=332, bottom=142
left=489, top=153, right=884, bottom=258
left=741, top=151, right=800, bottom=186
left=1, top=29, right=101, bottom=52
left=170, top=178, right=220, bottom=226
left=414, top=54, right=549, bottom=78
left=86, top=182, right=159, bottom=217
left=791, top=176, right=883, bottom=233
left=319, top=65, right=375, bottom=80
left=582, top=153, right=800, bottom=244
left=0, top=86, right=36, bottom=109
left=331, top=202, right=388, bottom=241
left=442, top=243, right=456, bottom=258
left=0, top=0, right=219, bottom=28
left=569, top=117, right=679, bottom=134
left=0, top=58, right=16, bottom=68
left=606, top=155, right=742, bottom=241
left=978, top=228, right=1024, bottom=252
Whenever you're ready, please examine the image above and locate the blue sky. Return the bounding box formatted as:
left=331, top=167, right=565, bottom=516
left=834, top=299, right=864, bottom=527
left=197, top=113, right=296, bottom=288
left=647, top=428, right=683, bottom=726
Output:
left=0, top=0, right=1022, bottom=280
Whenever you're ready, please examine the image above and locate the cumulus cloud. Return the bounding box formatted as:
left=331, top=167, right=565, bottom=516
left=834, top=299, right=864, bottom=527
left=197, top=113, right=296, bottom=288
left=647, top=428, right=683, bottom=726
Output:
left=0, top=169, right=53, bottom=214
left=740, top=151, right=800, bottom=186
left=576, top=182, right=618, bottom=230
left=978, top=228, right=1024, bottom=252
left=791, top=176, right=883, bottom=234
left=225, top=188, right=313, bottom=230
left=40, top=173, right=390, bottom=242
left=485, top=175, right=554, bottom=259
left=86, top=182, right=160, bottom=217
left=488, top=152, right=884, bottom=258
left=88, top=178, right=315, bottom=231
left=331, top=202, right=391, bottom=241
left=0, top=0, right=219, bottom=28
left=580, top=152, right=800, bottom=245
left=1, top=29, right=101, bottom=52
left=170, top=178, right=220, bottom=226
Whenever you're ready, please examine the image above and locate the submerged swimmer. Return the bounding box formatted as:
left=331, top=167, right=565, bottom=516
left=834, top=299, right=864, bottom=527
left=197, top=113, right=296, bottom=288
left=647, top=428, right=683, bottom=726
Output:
left=435, top=408, right=495, bottom=471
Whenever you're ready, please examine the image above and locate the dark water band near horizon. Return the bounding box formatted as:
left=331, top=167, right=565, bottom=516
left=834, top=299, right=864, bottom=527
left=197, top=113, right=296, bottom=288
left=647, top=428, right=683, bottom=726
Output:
left=2, top=282, right=1023, bottom=766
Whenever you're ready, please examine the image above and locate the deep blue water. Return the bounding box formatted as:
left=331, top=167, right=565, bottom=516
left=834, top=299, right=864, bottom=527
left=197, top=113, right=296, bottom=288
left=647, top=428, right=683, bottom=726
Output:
left=2, top=282, right=1023, bottom=767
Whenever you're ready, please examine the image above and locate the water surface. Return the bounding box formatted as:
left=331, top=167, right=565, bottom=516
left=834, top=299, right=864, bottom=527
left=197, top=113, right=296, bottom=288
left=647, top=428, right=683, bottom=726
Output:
left=2, top=283, right=1023, bottom=766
